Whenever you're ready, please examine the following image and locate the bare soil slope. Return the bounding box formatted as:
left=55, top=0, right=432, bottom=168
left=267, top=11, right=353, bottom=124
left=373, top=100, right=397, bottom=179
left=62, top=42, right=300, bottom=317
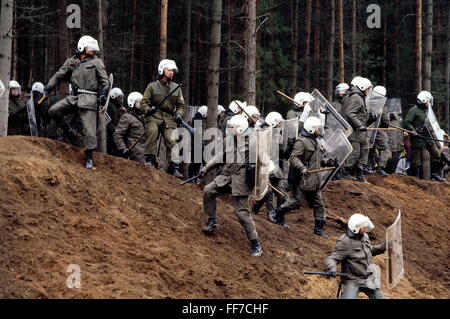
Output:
left=0, top=136, right=448, bottom=299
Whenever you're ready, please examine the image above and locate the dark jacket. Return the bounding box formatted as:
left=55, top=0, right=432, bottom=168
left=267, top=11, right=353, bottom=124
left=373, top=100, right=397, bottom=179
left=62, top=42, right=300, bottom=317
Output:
left=341, top=87, right=368, bottom=143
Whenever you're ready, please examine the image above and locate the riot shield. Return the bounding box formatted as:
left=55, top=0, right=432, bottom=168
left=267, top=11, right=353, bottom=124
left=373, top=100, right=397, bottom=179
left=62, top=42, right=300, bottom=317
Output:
left=366, top=90, right=388, bottom=148
left=426, top=106, right=445, bottom=150
left=26, top=96, right=38, bottom=137
left=319, top=128, right=353, bottom=190
left=97, top=73, right=113, bottom=153
left=252, top=127, right=272, bottom=201
left=185, top=105, right=199, bottom=126
left=281, top=117, right=299, bottom=176
left=310, top=89, right=353, bottom=137
left=385, top=98, right=404, bottom=153
left=386, top=211, right=404, bottom=289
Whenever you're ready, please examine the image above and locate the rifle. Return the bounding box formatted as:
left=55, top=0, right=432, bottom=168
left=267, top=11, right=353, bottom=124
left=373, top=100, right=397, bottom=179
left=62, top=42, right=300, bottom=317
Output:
left=304, top=271, right=350, bottom=278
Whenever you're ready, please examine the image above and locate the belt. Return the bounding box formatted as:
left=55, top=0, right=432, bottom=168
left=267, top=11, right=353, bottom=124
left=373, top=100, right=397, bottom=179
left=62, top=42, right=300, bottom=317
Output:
left=77, top=89, right=97, bottom=95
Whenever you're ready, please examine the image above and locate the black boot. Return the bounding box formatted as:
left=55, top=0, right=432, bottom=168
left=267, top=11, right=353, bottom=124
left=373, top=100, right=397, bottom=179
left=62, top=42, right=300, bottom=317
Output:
left=376, top=167, right=389, bottom=177
left=250, top=239, right=263, bottom=257
left=267, top=209, right=277, bottom=223
left=276, top=212, right=289, bottom=228
left=168, top=162, right=184, bottom=179
left=85, top=150, right=94, bottom=169
left=61, top=122, right=77, bottom=142
left=313, top=220, right=329, bottom=238
left=355, top=168, right=368, bottom=183
left=340, top=167, right=355, bottom=180
left=202, top=218, right=218, bottom=235
left=144, top=155, right=158, bottom=168
left=407, top=165, right=419, bottom=177
left=431, top=169, right=445, bottom=182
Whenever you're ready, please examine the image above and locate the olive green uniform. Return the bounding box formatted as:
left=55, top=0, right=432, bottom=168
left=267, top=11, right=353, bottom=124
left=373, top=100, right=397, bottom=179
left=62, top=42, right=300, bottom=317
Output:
left=202, top=135, right=258, bottom=242
left=140, top=80, right=186, bottom=162
left=47, top=54, right=110, bottom=150
left=8, top=96, right=29, bottom=136
left=403, top=104, right=441, bottom=169
left=113, top=108, right=146, bottom=163
left=325, top=229, right=386, bottom=299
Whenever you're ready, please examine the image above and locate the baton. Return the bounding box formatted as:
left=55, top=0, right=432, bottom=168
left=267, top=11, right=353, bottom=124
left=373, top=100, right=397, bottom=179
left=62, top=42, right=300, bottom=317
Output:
left=389, top=124, right=448, bottom=143
left=180, top=174, right=201, bottom=185
left=304, top=271, right=350, bottom=278
left=308, top=167, right=336, bottom=174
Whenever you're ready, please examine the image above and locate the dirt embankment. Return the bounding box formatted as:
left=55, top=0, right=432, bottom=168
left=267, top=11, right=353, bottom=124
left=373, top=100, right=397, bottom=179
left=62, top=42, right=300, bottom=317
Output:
left=0, top=136, right=448, bottom=299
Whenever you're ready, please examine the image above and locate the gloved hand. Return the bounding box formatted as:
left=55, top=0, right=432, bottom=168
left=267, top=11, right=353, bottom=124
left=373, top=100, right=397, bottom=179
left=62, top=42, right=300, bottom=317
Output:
left=173, top=114, right=183, bottom=123
left=122, top=149, right=132, bottom=158
left=300, top=167, right=308, bottom=177
left=287, top=137, right=296, bottom=146
left=326, top=157, right=339, bottom=167
left=412, top=129, right=422, bottom=137
left=367, top=113, right=378, bottom=125
left=44, top=84, right=53, bottom=96
left=98, top=94, right=107, bottom=106
left=199, top=166, right=208, bottom=178
left=358, top=126, right=368, bottom=132
left=328, top=271, right=338, bottom=277
left=147, top=105, right=157, bottom=115
left=389, top=113, right=397, bottom=122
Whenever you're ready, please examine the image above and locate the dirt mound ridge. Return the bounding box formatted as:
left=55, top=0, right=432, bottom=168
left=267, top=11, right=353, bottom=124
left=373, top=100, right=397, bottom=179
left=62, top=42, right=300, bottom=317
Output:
left=0, top=136, right=448, bottom=299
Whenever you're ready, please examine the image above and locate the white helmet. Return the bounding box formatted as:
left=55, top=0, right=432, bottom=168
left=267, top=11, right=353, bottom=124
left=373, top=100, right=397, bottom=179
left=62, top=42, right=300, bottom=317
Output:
left=9, top=80, right=21, bottom=95
left=348, top=214, right=375, bottom=234
left=0, top=80, right=4, bottom=97
left=373, top=85, right=386, bottom=97
left=226, top=114, right=249, bottom=136
left=158, top=59, right=179, bottom=75
left=31, top=82, right=45, bottom=95
left=198, top=105, right=208, bottom=118
left=243, top=105, right=260, bottom=120
left=265, top=112, right=284, bottom=128
left=351, top=76, right=363, bottom=86
left=110, top=87, right=124, bottom=99
left=217, top=104, right=225, bottom=115
left=355, top=77, right=372, bottom=91
left=303, top=116, right=323, bottom=134
left=127, top=92, right=143, bottom=108
left=294, top=92, right=315, bottom=106
left=77, top=35, right=100, bottom=52
left=336, top=83, right=350, bottom=94
left=229, top=100, right=245, bottom=114
left=417, top=91, right=433, bottom=105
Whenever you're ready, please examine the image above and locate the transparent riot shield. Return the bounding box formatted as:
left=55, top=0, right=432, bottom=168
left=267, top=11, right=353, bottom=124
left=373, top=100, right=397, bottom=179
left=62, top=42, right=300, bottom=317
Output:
left=310, top=89, right=353, bottom=137
left=185, top=105, right=199, bottom=126
left=386, top=211, right=404, bottom=289
left=281, top=117, right=299, bottom=176
left=385, top=98, right=404, bottom=153
left=26, top=97, right=38, bottom=137
left=252, top=127, right=272, bottom=201
left=426, top=106, right=445, bottom=150
left=366, top=90, right=388, bottom=148
left=318, top=128, right=353, bottom=190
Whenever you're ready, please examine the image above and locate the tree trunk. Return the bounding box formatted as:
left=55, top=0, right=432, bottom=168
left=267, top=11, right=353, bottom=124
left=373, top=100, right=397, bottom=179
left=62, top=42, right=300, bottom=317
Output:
left=326, top=0, right=335, bottom=101
left=206, top=0, right=222, bottom=129
left=289, top=0, right=299, bottom=94
left=304, top=0, right=312, bottom=90
left=130, top=0, right=137, bottom=82
left=0, top=0, right=14, bottom=136
left=423, top=0, right=433, bottom=92
left=416, top=0, right=423, bottom=93
left=245, top=0, right=257, bottom=106
left=160, top=0, right=168, bottom=60
left=337, top=0, right=344, bottom=83
left=97, top=0, right=104, bottom=60
left=57, top=0, right=70, bottom=98
left=394, top=0, right=400, bottom=95
left=11, top=0, right=17, bottom=81
left=446, top=0, right=450, bottom=133
left=226, top=0, right=232, bottom=104
left=313, top=0, right=321, bottom=89
left=182, top=0, right=192, bottom=108
left=382, top=15, right=387, bottom=85
left=351, top=0, right=356, bottom=78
